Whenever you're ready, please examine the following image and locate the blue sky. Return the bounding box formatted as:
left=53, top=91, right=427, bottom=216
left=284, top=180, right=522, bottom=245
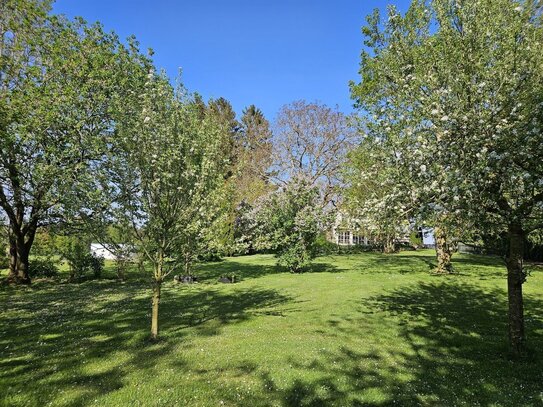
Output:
left=52, top=0, right=410, bottom=119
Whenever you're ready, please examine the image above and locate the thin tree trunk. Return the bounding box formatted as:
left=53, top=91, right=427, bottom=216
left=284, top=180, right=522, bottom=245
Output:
left=116, top=258, right=126, bottom=281
left=506, top=223, right=525, bottom=358
left=117, top=266, right=125, bottom=281
left=151, top=280, right=161, bottom=340
left=184, top=254, right=190, bottom=276
left=434, top=226, right=453, bottom=274
left=150, top=253, right=164, bottom=341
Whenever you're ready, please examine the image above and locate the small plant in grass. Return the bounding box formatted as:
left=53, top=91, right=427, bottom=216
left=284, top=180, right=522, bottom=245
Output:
left=218, top=272, right=237, bottom=283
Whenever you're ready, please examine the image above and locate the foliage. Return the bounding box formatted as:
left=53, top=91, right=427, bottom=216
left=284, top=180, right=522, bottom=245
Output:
left=61, top=240, right=104, bottom=280
left=350, top=0, right=543, bottom=354
left=343, top=137, right=412, bottom=253
left=208, top=103, right=274, bottom=256
left=28, top=257, right=58, bottom=278
left=409, top=231, right=423, bottom=248
left=235, top=105, right=274, bottom=203
left=84, top=71, right=229, bottom=338
left=314, top=233, right=340, bottom=255
left=253, top=179, right=328, bottom=272
left=0, top=253, right=8, bottom=270
left=0, top=0, right=150, bottom=282
left=352, top=0, right=543, bottom=236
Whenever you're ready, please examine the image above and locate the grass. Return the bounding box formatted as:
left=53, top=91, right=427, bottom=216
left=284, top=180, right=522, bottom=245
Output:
left=0, top=250, right=542, bottom=406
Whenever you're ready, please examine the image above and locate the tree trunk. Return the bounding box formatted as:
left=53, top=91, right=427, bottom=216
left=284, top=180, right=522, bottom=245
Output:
left=116, top=258, right=126, bottom=281
left=15, top=243, right=31, bottom=284
left=151, top=280, right=161, bottom=341
left=383, top=235, right=396, bottom=254
left=506, top=223, right=525, bottom=358
left=184, top=254, right=191, bottom=276
left=117, top=265, right=125, bottom=281
left=150, top=253, right=164, bottom=341
left=8, top=234, right=17, bottom=279
left=434, top=226, right=453, bottom=274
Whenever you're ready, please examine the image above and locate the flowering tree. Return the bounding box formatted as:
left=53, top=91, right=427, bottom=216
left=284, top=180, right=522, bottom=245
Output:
left=251, top=178, right=327, bottom=273
left=343, top=136, right=413, bottom=253
left=95, top=72, right=228, bottom=340
left=351, top=0, right=543, bottom=356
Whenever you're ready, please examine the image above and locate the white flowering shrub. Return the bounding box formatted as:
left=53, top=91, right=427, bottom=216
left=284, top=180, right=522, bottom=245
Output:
left=252, top=178, right=329, bottom=272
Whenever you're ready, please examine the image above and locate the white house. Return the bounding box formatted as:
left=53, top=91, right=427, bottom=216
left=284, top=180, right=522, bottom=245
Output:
left=90, top=243, right=133, bottom=261
left=328, top=211, right=436, bottom=247
left=329, top=211, right=371, bottom=246
left=422, top=229, right=435, bottom=247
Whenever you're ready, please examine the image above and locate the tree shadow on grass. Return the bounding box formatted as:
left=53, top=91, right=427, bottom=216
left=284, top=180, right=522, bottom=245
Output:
left=347, top=252, right=437, bottom=275
left=195, top=257, right=342, bottom=283
left=231, top=281, right=543, bottom=406
left=0, top=281, right=291, bottom=406
left=195, top=258, right=281, bottom=283
left=349, top=251, right=510, bottom=279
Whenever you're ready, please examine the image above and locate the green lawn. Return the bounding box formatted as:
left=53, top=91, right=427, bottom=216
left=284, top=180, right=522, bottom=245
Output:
left=1, top=250, right=542, bottom=406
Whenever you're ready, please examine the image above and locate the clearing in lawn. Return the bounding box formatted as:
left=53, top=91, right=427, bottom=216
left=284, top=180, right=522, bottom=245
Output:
left=0, top=250, right=542, bottom=406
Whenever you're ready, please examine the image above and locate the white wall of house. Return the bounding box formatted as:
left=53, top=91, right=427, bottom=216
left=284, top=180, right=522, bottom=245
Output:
left=422, top=229, right=435, bottom=247
left=331, top=229, right=369, bottom=246
left=90, top=244, right=118, bottom=260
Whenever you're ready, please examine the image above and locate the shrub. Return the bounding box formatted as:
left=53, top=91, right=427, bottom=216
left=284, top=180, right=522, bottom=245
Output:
left=197, top=250, right=223, bottom=262
left=277, top=241, right=315, bottom=273
left=0, top=254, right=9, bottom=270
left=409, top=231, right=423, bottom=248
left=253, top=179, right=328, bottom=273
left=28, top=258, right=59, bottom=278
left=314, top=233, right=339, bottom=255
left=62, top=241, right=104, bottom=280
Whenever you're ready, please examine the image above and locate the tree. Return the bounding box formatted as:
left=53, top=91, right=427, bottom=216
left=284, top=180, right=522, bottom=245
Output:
left=0, top=1, right=145, bottom=283
left=235, top=105, right=274, bottom=204
left=96, top=72, right=227, bottom=340
left=351, top=0, right=543, bottom=356
left=343, top=137, right=413, bottom=253
left=252, top=178, right=326, bottom=273
left=272, top=100, right=357, bottom=208
left=207, top=97, right=240, bottom=179
left=205, top=103, right=274, bottom=256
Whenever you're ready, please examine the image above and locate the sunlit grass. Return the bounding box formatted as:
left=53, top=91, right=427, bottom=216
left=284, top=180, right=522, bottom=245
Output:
left=1, top=250, right=542, bottom=406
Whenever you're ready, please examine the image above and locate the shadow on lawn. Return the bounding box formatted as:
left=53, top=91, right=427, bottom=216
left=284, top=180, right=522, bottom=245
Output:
left=196, top=259, right=281, bottom=282
left=232, top=281, right=543, bottom=406
left=351, top=252, right=509, bottom=279
left=196, top=258, right=342, bottom=283
left=348, top=252, right=437, bottom=274
left=0, top=281, right=291, bottom=406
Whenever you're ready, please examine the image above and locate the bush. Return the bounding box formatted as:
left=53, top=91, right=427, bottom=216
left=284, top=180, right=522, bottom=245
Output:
left=314, top=233, right=339, bottom=255
left=409, top=231, right=423, bottom=248
left=197, top=250, right=223, bottom=262
left=28, top=258, right=59, bottom=278
left=277, top=242, right=315, bottom=273
left=62, top=241, right=104, bottom=280
left=253, top=179, right=326, bottom=272
left=0, top=254, right=9, bottom=270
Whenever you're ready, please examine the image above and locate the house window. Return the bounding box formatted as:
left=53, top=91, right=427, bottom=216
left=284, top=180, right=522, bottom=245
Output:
left=352, top=235, right=362, bottom=245
left=338, top=231, right=350, bottom=245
